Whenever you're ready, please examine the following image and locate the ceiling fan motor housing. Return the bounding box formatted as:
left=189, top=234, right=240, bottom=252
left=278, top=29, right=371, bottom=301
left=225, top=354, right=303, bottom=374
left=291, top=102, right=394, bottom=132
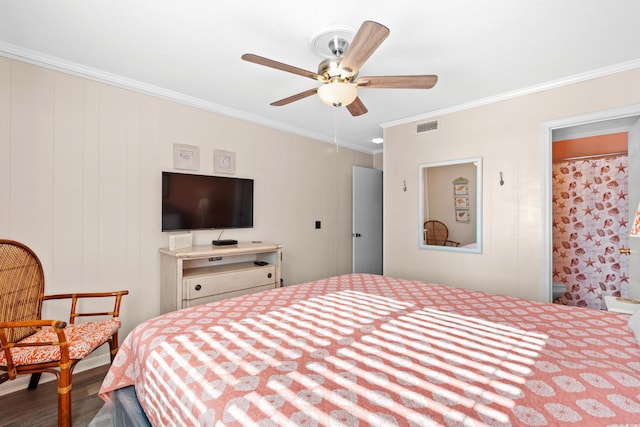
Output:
left=318, top=57, right=357, bottom=82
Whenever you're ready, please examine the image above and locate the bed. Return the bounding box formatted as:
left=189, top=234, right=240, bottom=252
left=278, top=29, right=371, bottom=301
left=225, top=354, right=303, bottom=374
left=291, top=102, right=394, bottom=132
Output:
left=99, top=273, right=640, bottom=426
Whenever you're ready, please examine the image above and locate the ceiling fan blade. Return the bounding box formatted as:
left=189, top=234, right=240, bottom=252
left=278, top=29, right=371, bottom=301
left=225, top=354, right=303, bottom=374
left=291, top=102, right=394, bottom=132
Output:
left=242, top=53, right=324, bottom=81
left=346, top=97, right=368, bottom=116
left=339, top=21, right=390, bottom=75
left=357, top=75, right=438, bottom=89
left=270, top=88, right=318, bottom=106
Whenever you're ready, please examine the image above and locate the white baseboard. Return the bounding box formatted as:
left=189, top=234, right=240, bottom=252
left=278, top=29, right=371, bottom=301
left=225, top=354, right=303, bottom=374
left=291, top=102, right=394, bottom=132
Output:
left=0, top=352, right=111, bottom=396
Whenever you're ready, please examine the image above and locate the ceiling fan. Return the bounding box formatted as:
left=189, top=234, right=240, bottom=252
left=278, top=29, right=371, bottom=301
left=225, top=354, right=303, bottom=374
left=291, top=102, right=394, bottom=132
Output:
left=241, top=20, right=438, bottom=117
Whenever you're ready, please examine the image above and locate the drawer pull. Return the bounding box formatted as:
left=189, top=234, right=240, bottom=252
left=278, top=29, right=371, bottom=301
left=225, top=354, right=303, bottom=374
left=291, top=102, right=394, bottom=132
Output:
left=195, top=284, right=202, bottom=291
left=267, top=273, right=272, bottom=279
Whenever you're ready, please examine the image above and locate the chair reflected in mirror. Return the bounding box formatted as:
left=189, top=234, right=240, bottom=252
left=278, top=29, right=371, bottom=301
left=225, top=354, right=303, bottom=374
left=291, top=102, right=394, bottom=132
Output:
left=423, top=220, right=460, bottom=247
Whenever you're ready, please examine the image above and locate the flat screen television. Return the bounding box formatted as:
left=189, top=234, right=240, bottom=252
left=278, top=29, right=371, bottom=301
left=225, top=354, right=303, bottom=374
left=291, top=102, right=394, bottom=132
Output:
left=162, top=172, right=254, bottom=231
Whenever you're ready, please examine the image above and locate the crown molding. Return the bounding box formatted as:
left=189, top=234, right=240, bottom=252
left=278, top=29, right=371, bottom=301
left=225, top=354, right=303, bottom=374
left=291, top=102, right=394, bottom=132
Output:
left=9, top=40, right=636, bottom=156
left=381, top=58, right=640, bottom=129
left=0, top=42, right=373, bottom=155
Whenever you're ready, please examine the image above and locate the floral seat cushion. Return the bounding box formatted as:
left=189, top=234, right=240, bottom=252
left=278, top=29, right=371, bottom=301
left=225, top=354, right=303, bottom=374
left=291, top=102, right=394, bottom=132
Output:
left=0, top=318, right=120, bottom=366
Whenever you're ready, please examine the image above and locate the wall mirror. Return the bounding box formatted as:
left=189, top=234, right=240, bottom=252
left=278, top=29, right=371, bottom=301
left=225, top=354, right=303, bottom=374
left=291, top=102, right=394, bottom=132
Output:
left=419, top=157, right=482, bottom=253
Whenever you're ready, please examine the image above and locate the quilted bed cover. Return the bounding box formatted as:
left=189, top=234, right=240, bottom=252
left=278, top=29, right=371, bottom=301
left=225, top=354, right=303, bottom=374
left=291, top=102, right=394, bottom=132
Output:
left=99, top=274, right=640, bottom=426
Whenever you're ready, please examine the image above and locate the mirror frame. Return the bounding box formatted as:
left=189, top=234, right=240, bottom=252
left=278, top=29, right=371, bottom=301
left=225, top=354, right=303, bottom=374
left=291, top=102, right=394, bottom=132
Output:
left=418, top=157, right=483, bottom=253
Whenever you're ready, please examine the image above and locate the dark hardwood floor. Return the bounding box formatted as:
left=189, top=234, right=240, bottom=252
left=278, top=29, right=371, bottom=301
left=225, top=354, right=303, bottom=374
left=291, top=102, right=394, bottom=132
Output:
left=0, top=364, right=110, bottom=427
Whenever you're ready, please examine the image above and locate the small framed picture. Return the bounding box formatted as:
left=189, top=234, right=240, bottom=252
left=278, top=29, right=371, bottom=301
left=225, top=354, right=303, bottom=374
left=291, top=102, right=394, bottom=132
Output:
left=454, top=184, right=469, bottom=196
left=455, top=197, right=469, bottom=208
left=214, top=150, right=236, bottom=174
left=173, top=144, right=199, bottom=170
left=456, top=210, right=470, bottom=222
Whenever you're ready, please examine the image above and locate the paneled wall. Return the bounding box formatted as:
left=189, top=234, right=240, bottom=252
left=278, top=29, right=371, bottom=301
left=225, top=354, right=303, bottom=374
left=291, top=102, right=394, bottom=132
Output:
left=383, top=67, right=640, bottom=301
left=0, top=58, right=372, bottom=378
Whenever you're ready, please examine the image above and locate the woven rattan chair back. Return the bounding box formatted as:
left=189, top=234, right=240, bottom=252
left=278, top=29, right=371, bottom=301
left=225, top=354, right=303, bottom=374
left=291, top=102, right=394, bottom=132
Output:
left=423, top=220, right=449, bottom=246
left=0, top=240, right=45, bottom=342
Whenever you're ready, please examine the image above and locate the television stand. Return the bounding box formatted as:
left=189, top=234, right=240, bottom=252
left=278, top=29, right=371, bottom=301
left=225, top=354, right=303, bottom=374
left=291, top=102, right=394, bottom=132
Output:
left=159, top=242, right=282, bottom=313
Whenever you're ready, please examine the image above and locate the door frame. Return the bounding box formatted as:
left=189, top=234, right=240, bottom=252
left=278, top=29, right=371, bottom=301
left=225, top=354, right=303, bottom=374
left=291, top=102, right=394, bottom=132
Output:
left=541, top=103, right=640, bottom=302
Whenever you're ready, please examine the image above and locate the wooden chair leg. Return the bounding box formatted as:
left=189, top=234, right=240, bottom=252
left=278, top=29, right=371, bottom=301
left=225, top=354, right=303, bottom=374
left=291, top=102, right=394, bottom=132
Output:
left=27, top=372, right=42, bottom=390
left=57, top=364, right=73, bottom=427
left=109, top=333, right=119, bottom=362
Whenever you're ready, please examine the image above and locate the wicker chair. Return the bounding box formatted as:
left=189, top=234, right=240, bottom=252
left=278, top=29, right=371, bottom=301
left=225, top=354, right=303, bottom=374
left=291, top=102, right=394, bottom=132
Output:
left=423, top=220, right=460, bottom=247
left=0, top=239, right=128, bottom=427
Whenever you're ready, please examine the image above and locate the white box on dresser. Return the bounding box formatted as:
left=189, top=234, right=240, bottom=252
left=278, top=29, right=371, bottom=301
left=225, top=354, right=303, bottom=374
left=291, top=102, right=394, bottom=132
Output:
left=160, top=242, right=282, bottom=313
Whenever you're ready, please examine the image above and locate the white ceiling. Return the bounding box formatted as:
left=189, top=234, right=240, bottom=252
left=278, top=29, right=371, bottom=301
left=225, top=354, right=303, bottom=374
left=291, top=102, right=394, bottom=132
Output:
left=2, top=0, right=640, bottom=154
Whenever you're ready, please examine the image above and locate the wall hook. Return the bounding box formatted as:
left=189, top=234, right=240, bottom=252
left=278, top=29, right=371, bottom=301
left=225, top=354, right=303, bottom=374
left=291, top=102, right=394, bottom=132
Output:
left=499, top=172, right=504, bottom=186
left=403, top=180, right=407, bottom=192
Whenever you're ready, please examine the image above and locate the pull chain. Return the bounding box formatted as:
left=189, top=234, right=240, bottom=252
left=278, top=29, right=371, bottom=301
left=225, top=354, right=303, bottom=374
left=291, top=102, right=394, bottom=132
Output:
left=334, top=108, right=339, bottom=152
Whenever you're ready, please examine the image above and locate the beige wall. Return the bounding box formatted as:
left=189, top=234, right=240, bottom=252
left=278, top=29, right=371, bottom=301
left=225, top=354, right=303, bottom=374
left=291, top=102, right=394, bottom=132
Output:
left=384, top=67, right=640, bottom=301
left=0, top=57, right=372, bottom=369
left=373, top=152, right=383, bottom=169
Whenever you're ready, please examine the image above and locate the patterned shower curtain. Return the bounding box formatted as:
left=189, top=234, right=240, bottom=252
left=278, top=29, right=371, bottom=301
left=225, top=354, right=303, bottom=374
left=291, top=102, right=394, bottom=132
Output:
left=552, top=154, right=629, bottom=309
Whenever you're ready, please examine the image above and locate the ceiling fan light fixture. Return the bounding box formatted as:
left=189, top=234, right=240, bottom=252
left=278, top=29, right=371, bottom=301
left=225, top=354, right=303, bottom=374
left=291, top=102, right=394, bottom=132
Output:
left=243, top=21, right=436, bottom=117
left=317, top=81, right=357, bottom=107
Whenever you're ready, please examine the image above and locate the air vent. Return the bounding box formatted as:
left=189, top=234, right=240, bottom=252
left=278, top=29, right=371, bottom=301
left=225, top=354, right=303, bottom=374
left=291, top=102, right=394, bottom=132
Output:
left=416, top=120, right=439, bottom=133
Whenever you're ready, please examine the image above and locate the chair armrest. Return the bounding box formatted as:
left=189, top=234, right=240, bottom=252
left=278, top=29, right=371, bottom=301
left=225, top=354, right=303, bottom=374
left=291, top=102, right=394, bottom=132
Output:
left=43, top=290, right=129, bottom=324
left=0, top=320, right=69, bottom=380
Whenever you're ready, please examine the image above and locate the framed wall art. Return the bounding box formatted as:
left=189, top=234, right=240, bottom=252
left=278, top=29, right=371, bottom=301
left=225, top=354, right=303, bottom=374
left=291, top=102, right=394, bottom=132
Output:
left=456, top=210, right=470, bottom=222
left=453, top=180, right=469, bottom=195
left=173, top=144, right=199, bottom=171
left=455, top=196, right=469, bottom=209
left=453, top=176, right=470, bottom=222
left=214, top=150, right=236, bottom=174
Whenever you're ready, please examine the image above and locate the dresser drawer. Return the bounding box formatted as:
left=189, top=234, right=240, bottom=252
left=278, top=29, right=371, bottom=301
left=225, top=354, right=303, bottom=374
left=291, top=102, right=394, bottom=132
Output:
left=183, top=264, right=276, bottom=300
left=183, top=283, right=277, bottom=307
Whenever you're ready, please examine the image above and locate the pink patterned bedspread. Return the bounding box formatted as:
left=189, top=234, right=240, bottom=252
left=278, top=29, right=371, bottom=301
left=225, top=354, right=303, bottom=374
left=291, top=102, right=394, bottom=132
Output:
left=99, top=274, right=640, bottom=426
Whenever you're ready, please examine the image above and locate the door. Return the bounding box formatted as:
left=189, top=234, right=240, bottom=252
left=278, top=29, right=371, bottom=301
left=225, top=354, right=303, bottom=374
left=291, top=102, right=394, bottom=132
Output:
left=352, top=166, right=382, bottom=274
left=628, top=118, right=640, bottom=298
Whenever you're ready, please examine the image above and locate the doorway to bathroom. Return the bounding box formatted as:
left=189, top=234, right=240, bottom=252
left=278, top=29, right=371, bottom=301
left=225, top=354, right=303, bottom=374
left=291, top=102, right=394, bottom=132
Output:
left=552, top=130, right=629, bottom=309
left=543, top=108, right=640, bottom=309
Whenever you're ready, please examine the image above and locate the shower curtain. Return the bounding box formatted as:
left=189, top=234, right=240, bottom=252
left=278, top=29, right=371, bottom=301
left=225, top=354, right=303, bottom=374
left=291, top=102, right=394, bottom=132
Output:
left=552, top=154, right=629, bottom=309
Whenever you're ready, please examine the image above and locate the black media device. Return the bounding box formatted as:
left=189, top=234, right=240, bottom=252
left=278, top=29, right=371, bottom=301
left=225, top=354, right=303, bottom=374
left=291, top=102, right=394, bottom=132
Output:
left=162, top=172, right=253, bottom=232
left=212, top=239, right=238, bottom=246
